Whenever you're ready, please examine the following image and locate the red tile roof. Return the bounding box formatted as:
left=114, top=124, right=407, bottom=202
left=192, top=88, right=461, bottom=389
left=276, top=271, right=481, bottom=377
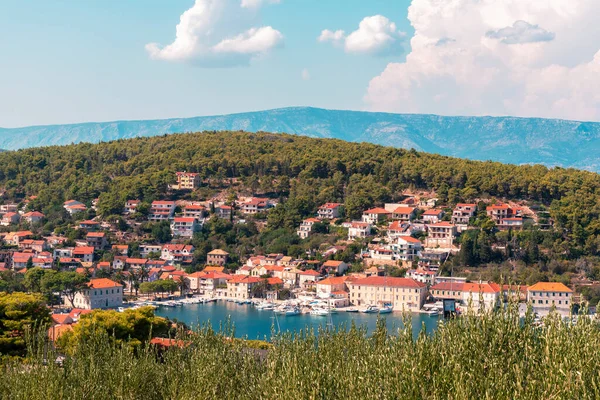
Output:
left=364, top=207, right=391, bottom=214
left=87, top=278, right=122, bottom=289
left=73, top=246, right=95, bottom=255
left=351, top=276, right=426, bottom=288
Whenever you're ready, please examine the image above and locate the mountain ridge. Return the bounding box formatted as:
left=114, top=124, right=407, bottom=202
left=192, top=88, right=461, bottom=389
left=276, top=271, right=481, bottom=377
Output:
left=1, top=106, right=599, bottom=170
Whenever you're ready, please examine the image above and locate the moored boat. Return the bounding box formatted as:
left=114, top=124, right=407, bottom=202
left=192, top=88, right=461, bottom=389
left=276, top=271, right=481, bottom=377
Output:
left=360, top=305, right=380, bottom=314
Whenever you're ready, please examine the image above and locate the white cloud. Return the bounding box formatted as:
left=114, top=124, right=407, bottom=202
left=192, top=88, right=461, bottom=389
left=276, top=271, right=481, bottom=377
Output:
left=319, top=15, right=405, bottom=56
left=240, top=0, right=280, bottom=9
left=301, top=68, right=310, bottom=80
left=365, top=0, right=600, bottom=122
left=146, top=0, right=283, bottom=67
left=318, top=29, right=345, bottom=46
left=486, top=20, right=555, bottom=44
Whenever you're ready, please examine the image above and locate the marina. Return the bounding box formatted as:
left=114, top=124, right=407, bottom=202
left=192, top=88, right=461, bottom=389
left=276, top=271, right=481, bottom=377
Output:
left=154, top=299, right=442, bottom=339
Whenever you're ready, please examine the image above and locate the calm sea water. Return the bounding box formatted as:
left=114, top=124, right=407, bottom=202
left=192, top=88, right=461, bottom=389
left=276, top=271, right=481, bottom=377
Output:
left=155, top=301, right=442, bottom=340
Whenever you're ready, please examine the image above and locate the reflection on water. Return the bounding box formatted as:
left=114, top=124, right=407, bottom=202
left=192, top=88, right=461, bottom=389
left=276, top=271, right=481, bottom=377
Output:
left=155, top=301, right=442, bottom=340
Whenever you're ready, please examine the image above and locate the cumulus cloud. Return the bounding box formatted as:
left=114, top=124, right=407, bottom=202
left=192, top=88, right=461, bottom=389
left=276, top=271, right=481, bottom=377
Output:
left=318, top=29, right=345, bottom=46
left=365, top=0, right=600, bottom=122
left=486, top=20, right=555, bottom=44
left=240, top=0, right=280, bottom=9
left=319, top=15, right=405, bottom=56
left=146, top=0, right=283, bottom=67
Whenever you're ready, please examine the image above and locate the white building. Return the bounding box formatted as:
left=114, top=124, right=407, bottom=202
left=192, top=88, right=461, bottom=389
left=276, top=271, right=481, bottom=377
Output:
left=391, top=236, right=422, bottom=262
left=171, top=217, right=201, bottom=238
left=348, top=221, right=372, bottom=240
left=297, top=218, right=320, bottom=239
left=430, top=282, right=501, bottom=312
left=527, top=282, right=572, bottom=316
left=362, top=208, right=391, bottom=225
left=452, top=203, right=477, bottom=225
left=348, top=276, right=427, bottom=311
left=406, top=269, right=437, bottom=286
left=64, top=278, right=123, bottom=310
left=149, top=201, right=176, bottom=221
left=317, top=203, right=343, bottom=220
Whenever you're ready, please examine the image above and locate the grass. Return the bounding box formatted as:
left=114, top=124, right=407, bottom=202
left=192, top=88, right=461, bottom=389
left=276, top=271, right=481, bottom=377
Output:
left=2, top=305, right=600, bottom=399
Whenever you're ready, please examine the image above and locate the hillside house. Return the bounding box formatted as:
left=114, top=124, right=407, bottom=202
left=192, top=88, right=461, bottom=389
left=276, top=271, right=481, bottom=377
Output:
left=4, top=231, right=33, bottom=246
left=322, top=260, right=348, bottom=275
left=486, top=203, right=524, bottom=224
left=1, top=212, right=20, bottom=226
left=362, top=208, right=391, bottom=225
left=216, top=205, right=233, bottom=219
left=391, top=236, right=422, bottom=263
left=19, top=239, right=47, bottom=253
left=161, top=244, right=194, bottom=264
left=22, top=211, right=45, bottom=224
left=498, top=217, right=524, bottom=231
left=426, top=222, right=457, bottom=248
left=86, top=232, right=107, bottom=250
left=139, top=244, right=163, bottom=258
left=239, top=198, right=273, bottom=214
left=297, top=218, right=320, bottom=239
left=391, top=207, right=416, bottom=221
left=175, top=172, right=201, bottom=190
left=348, top=222, right=372, bottom=240
left=422, top=209, right=444, bottom=224
left=79, top=220, right=100, bottom=231
left=0, top=204, right=18, bottom=214
left=406, top=268, right=437, bottom=285
left=317, top=203, right=343, bottom=220
left=452, top=203, right=477, bottom=225
left=171, top=217, right=201, bottom=238
left=64, top=200, right=86, bottom=215
left=207, top=249, right=229, bottom=266
left=182, top=204, right=206, bottom=219
left=149, top=201, right=176, bottom=221
left=124, top=199, right=141, bottom=214
left=73, top=246, right=95, bottom=263
left=386, top=220, right=414, bottom=240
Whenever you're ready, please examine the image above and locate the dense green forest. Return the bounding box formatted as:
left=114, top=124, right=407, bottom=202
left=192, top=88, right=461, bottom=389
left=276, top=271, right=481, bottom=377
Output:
left=1, top=131, right=600, bottom=267
left=6, top=306, right=600, bottom=399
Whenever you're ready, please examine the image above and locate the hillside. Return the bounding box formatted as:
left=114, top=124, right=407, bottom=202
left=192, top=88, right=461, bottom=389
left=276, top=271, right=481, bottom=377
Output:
left=1, top=130, right=600, bottom=262
left=2, top=107, right=600, bottom=170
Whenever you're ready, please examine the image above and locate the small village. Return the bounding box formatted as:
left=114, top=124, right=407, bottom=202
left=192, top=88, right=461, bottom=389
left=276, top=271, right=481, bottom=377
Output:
left=0, top=171, right=584, bottom=339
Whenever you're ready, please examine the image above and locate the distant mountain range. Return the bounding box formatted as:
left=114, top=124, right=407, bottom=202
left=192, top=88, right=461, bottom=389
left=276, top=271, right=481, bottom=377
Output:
left=1, top=107, right=599, bottom=171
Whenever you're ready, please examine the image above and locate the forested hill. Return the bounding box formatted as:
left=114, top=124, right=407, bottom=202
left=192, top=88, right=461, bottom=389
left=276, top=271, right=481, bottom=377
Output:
left=2, top=107, right=600, bottom=170
left=1, top=131, right=600, bottom=258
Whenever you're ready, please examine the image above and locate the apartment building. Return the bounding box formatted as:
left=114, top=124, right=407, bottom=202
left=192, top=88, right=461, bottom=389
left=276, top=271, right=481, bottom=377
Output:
left=527, top=282, right=572, bottom=316
left=175, top=172, right=201, bottom=190
left=348, top=276, right=427, bottom=311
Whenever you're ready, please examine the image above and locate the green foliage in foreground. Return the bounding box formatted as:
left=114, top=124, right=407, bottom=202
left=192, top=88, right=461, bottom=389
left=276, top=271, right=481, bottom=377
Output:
left=0, top=292, right=49, bottom=357
left=56, top=306, right=170, bottom=353
left=4, top=307, right=600, bottom=399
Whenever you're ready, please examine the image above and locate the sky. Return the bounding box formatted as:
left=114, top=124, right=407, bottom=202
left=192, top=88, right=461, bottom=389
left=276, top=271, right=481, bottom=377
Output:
left=1, top=0, right=599, bottom=128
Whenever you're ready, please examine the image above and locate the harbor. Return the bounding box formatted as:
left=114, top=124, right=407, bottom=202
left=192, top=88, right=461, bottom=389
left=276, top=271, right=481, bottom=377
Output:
left=152, top=298, right=442, bottom=339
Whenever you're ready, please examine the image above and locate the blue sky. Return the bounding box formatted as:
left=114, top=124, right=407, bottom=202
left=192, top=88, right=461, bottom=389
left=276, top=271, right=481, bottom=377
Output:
left=3, top=0, right=599, bottom=127
left=0, top=0, right=411, bottom=127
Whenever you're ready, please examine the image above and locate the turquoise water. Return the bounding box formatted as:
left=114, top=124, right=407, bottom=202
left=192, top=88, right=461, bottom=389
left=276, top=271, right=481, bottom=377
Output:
left=155, top=301, right=442, bottom=340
